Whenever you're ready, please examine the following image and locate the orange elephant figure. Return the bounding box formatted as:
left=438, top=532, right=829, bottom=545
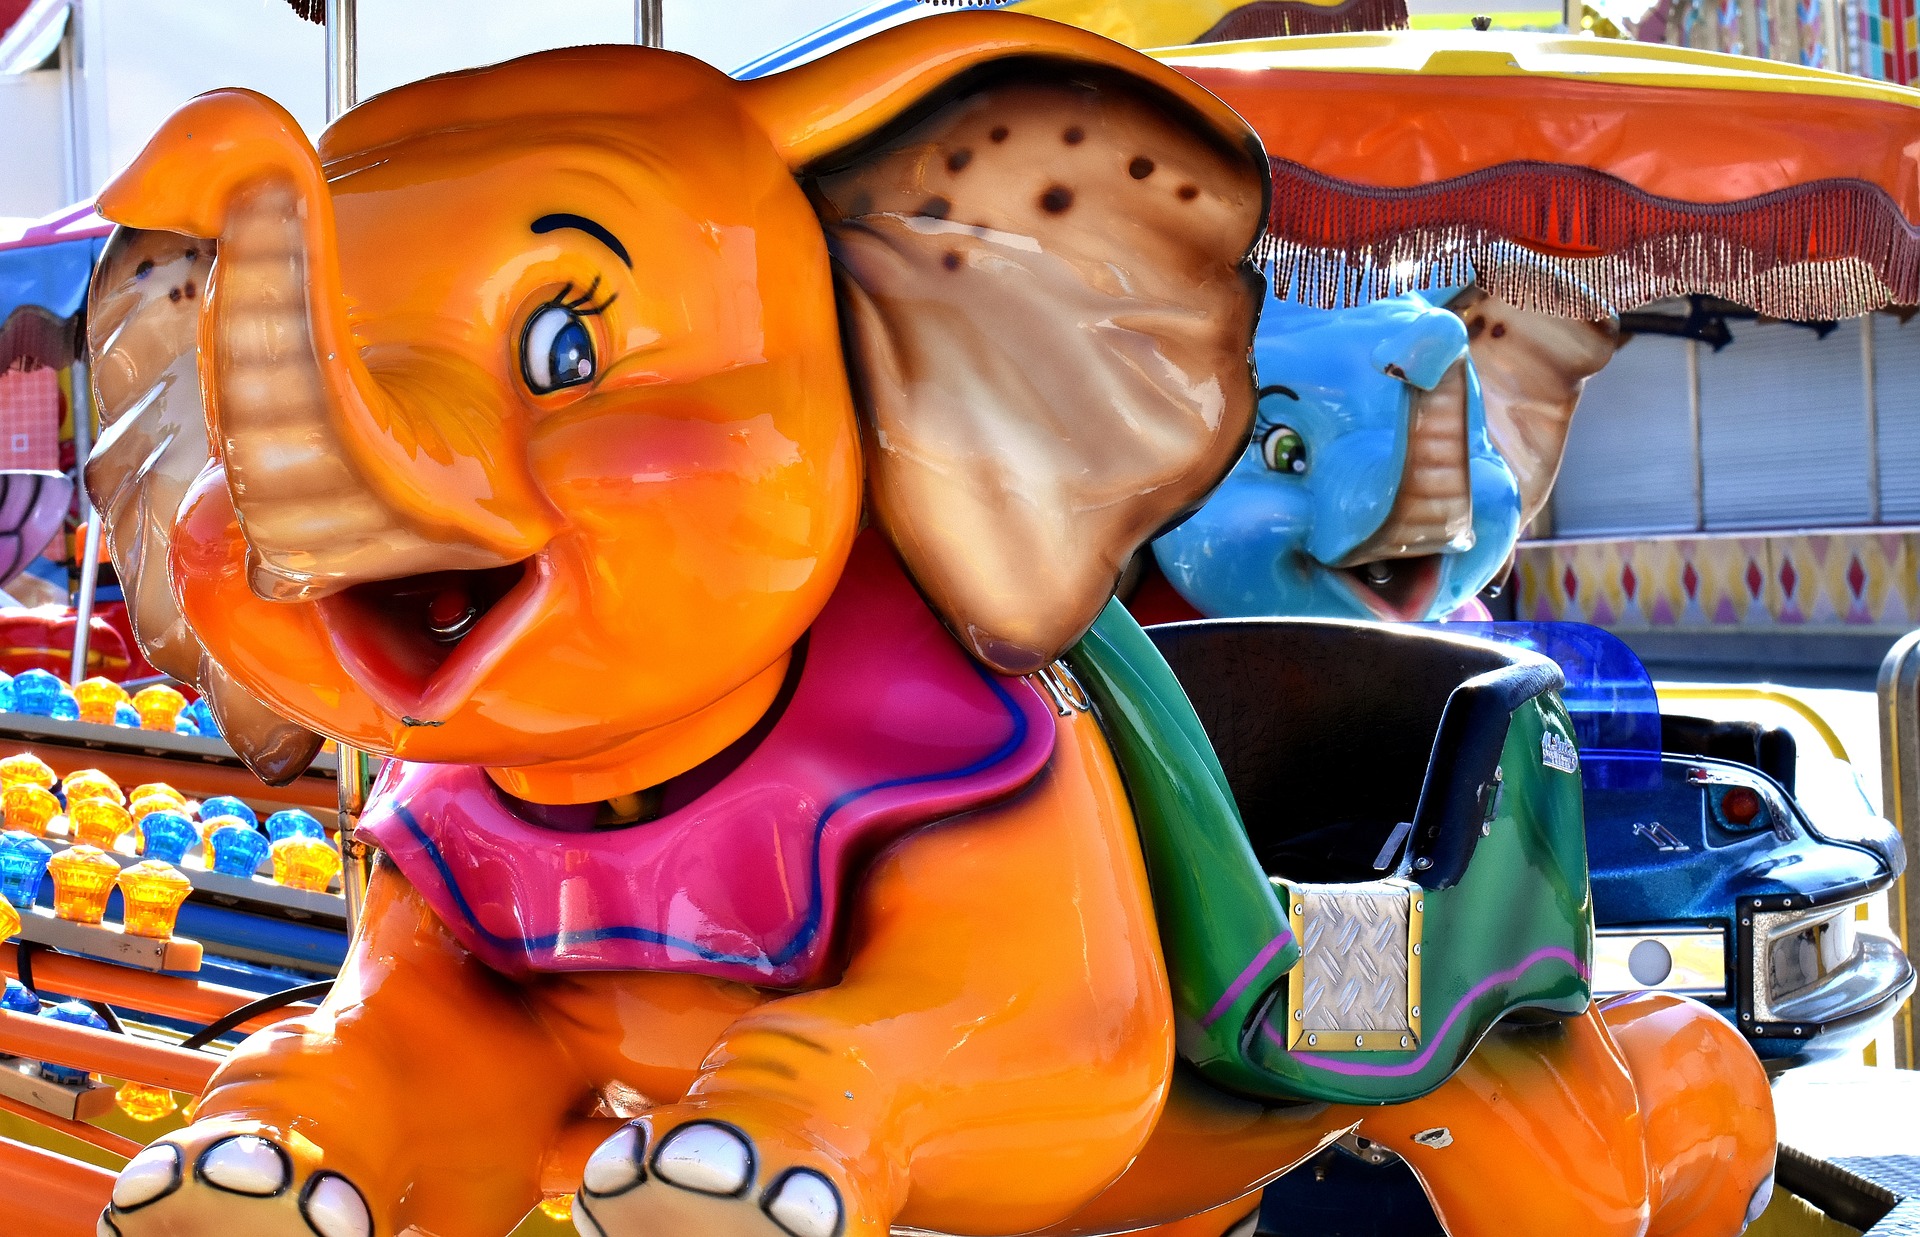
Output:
left=82, top=12, right=1773, bottom=1237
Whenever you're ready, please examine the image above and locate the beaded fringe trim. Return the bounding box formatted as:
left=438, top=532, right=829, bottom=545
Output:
left=1197, top=0, right=1411, bottom=40
left=1264, top=157, right=1920, bottom=319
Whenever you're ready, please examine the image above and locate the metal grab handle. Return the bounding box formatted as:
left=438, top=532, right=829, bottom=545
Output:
left=1875, top=631, right=1920, bottom=1069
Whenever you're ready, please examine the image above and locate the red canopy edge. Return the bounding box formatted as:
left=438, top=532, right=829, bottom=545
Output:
left=1263, top=157, right=1920, bottom=318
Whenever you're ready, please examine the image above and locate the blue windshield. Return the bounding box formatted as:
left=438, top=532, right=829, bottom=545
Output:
left=1444, top=621, right=1664, bottom=789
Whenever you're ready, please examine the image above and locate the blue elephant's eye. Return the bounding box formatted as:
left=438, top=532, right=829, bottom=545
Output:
left=521, top=303, right=596, bottom=393
left=1261, top=425, right=1307, bottom=475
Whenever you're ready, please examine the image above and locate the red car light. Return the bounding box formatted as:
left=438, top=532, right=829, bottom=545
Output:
left=1720, top=787, right=1763, bottom=827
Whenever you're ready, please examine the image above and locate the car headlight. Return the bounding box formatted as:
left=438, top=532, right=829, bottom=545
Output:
left=1759, top=906, right=1856, bottom=1010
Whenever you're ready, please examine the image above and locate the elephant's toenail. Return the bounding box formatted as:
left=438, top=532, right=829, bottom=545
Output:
left=763, top=1168, right=843, bottom=1237
left=97, top=1210, right=122, bottom=1237
left=112, top=1143, right=181, bottom=1210
left=652, top=1122, right=754, bottom=1196
left=197, top=1135, right=291, bottom=1196
left=582, top=1124, right=646, bottom=1197
left=571, top=1197, right=608, bottom=1237
left=302, top=1172, right=373, bottom=1237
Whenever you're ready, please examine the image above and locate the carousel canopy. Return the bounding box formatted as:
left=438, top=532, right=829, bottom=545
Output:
left=1158, top=31, right=1920, bottom=317
left=0, top=203, right=109, bottom=371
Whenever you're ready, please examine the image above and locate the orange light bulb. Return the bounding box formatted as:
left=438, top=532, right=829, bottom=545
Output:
left=0, top=754, right=55, bottom=792
left=62, top=769, right=125, bottom=808
left=270, top=835, right=342, bottom=893
left=3, top=784, right=59, bottom=836
left=131, top=685, right=187, bottom=732
left=117, top=860, right=191, bottom=939
left=0, top=899, right=18, bottom=941
left=114, top=1081, right=179, bottom=1122
left=72, top=678, right=130, bottom=727
left=47, top=846, right=119, bottom=925
left=69, top=799, right=133, bottom=850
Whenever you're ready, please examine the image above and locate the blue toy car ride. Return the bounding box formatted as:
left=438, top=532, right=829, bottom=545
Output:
left=1457, top=621, right=1913, bottom=1065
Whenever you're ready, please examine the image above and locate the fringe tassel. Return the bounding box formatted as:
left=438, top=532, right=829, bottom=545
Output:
left=1197, top=0, right=1411, bottom=40
left=286, top=0, right=324, bottom=23
left=1265, top=158, right=1920, bottom=319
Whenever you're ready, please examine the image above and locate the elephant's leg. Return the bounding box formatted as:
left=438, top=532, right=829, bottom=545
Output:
left=1600, top=993, right=1776, bottom=1237
left=103, top=862, right=586, bottom=1237
left=572, top=712, right=1178, bottom=1237
left=1352, top=1005, right=1658, bottom=1237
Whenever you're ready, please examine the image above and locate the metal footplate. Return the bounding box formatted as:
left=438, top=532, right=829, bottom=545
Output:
left=1281, top=879, right=1425, bottom=1052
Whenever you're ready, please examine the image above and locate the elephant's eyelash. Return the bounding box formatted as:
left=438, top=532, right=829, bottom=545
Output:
left=555, top=278, right=617, bottom=317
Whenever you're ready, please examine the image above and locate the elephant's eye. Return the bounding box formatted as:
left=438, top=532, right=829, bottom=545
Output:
left=1261, top=425, right=1307, bottom=475
left=521, top=303, right=596, bottom=393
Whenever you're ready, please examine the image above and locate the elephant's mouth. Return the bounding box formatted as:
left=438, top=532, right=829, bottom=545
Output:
left=1335, top=555, right=1443, bottom=622
left=316, top=559, right=545, bottom=723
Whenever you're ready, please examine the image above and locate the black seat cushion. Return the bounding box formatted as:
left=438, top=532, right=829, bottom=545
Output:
left=1148, top=619, right=1533, bottom=884
left=1661, top=714, right=1797, bottom=795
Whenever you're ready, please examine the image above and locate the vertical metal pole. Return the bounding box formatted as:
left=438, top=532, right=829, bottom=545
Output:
left=326, top=0, right=358, bottom=120
left=325, top=0, right=371, bottom=933
left=637, top=0, right=663, bottom=47
left=67, top=361, right=96, bottom=687
left=1686, top=338, right=1706, bottom=531
left=1864, top=314, right=1882, bottom=524
left=1876, top=632, right=1919, bottom=1068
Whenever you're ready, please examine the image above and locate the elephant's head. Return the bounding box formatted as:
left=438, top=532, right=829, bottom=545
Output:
left=1154, top=284, right=1615, bottom=621
left=85, top=13, right=1267, bottom=801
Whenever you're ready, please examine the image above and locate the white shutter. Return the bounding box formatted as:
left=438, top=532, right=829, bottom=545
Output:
left=1874, top=314, right=1920, bottom=521
left=1699, top=320, right=1871, bottom=530
left=1553, top=334, right=1698, bottom=537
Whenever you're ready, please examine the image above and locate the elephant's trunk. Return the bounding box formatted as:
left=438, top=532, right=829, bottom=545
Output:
left=96, top=89, right=553, bottom=602
left=1332, top=361, right=1474, bottom=567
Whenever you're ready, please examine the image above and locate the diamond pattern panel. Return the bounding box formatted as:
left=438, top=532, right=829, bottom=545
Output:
left=1293, top=881, right=1412, bottom=1034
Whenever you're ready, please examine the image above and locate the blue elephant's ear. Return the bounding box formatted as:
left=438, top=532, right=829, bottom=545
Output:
left=762, top=16, right=1268, bottom=674
left=1451, top=286, right=1620, bottom=526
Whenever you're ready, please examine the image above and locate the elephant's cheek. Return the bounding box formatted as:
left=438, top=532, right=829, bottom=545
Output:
left=171, top=469, right=391, bottom=747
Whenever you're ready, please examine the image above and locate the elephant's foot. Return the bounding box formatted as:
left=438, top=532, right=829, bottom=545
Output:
left=574, top=1110, right=876, bottom=1237
left=99, top=1119, right=371, bottom=1237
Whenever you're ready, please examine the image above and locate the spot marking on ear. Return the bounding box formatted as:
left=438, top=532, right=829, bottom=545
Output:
left=947, top=149, right=973, bottom=173
left=1177, top=184, right=1200, bottom=201
left=921, top=196, right=952, bottom=219
left=1129, top=157, right=1155, bottom=180
left=1039, top=185, right=1074, bottom=214
left=167, top=288, right=182, bottom=302
left=942, top=251, right=962, bottom=272
left=989, top=126, right=1009, bottom=143
left=1467, top=317, right=1486, bottom=339
left=1490, top=323, right=1507, bottom=338
left=1063, top=126, right=1085, bottom=145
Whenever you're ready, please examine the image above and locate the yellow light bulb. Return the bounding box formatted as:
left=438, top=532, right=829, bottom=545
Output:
left=62, top=769, right=125, bottom=808
left=131, top=685, right=187, bottom=732
left=0, top=899, right=18, bottom=941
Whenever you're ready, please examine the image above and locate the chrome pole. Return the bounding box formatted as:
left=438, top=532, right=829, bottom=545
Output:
left=326, top=0, right=357, bottom=119
left=67, top=360, right=96, bottom=687
left=325, top=0, right=370, bottom=931
left=637, top=0, right=663, bottom=48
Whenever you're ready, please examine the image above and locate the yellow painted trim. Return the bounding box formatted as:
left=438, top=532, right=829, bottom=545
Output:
left=1152, top=30, right=1920, bottom=109
left=1655, top=684, right=1851, bottom=761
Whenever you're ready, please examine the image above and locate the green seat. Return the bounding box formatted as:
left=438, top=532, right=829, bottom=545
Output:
left=1065, top=604, right=1592, bottom=1105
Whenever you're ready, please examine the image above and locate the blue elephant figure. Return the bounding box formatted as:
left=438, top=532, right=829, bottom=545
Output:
left=1154, top=284, right=1617, bottom=621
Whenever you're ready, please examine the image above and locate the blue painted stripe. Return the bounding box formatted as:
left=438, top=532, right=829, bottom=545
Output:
left=733, top=0, right=1016, bottom=80
left=396, top=660, right=1034, bottom=973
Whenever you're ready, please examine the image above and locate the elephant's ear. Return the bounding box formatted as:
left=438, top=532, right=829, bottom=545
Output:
left=743, top=14, right=1268, bottom=674
left=87, top=227, right=323, bottom=784
left=1450, top=287, right=1621, bottom=528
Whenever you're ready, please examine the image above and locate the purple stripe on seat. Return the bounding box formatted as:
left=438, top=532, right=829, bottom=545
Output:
left=1202, top=929, right=1297, bottom=1029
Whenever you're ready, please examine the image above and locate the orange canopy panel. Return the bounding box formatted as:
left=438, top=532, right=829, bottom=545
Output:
left=1159, top=31, right=1920, bottom=315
